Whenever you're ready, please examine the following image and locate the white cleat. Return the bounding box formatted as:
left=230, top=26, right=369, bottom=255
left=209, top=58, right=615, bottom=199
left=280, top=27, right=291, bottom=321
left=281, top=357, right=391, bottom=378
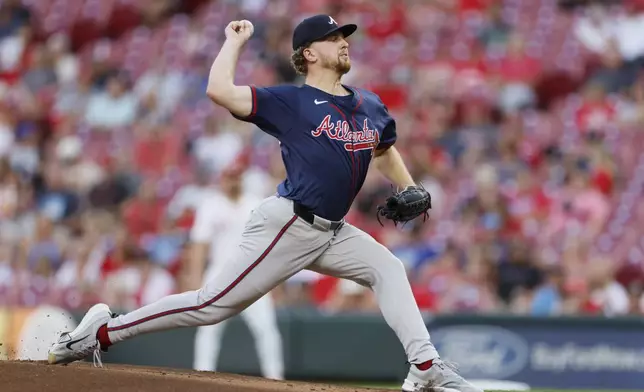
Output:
left=48, top=303, right=113, bottom=366
left=402, top=359, right=484, bottom=392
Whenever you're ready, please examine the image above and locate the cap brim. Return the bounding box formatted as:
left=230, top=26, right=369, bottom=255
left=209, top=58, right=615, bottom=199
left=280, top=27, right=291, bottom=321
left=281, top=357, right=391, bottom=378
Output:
left=312, top=24, right=358, bottom=46
left=337, top=24, right=357, bottom=38
left=327, top=24, right=357, bottom=40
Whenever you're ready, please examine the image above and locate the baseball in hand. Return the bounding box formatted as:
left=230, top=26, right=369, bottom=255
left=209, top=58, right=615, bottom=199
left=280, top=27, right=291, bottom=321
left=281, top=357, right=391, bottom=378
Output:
left=225, top=20, right=254, bottom=44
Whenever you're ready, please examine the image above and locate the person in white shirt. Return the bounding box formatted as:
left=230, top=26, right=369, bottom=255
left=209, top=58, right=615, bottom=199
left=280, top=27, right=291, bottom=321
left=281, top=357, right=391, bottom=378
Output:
left=84, top=74, right=139, bottom=130
left=587, top=260, right=629, bottom=317
left=189, top=162, right=284, bottom=380
left=165, top=168, right=214, bottom=224
left=573, top=3, right=617, bottom=56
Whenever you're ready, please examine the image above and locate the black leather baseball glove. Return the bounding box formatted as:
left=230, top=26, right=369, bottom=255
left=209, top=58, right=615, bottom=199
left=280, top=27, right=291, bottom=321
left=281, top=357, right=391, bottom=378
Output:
left=376, top=185, right=431, bottom=226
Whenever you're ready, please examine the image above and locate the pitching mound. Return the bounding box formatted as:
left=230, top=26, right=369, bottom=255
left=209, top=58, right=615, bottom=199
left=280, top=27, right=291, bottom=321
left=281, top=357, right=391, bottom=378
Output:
left=0, top=360, right=391, bottom=392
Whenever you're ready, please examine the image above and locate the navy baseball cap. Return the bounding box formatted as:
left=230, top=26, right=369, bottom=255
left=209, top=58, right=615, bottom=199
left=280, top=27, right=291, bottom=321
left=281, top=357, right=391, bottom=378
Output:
left=292, top=14, right=357, bottom=50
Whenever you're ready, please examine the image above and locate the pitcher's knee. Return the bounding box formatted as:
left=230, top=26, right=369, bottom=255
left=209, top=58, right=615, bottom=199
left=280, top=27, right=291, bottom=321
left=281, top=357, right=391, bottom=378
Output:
left=190, top=290, right=235, bottom=325
left=388, top=257, right=409, bottom=279
left=371, top=255, right=409, bottom=286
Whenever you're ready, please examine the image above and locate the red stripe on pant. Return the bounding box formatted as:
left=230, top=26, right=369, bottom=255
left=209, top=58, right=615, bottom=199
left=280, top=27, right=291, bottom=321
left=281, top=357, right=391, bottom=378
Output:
left=107, top=214, right=299, bottom=333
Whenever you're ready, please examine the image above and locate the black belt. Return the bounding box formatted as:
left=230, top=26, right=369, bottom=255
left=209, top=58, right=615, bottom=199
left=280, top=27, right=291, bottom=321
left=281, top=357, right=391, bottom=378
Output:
left=293, top=202, right=343, bottom=231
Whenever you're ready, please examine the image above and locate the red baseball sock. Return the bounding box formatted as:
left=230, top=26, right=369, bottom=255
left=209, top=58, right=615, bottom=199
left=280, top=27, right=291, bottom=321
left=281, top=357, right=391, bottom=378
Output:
left=96, top=324, right=112, bottom=351
left=415, top=359, right=434, bottom=371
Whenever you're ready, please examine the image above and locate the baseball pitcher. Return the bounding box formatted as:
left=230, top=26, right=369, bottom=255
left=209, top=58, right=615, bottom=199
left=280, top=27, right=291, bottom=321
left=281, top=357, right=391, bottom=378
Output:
left=48, top=14, right=482, bottom=392
left=189, top=164, right=284, bottom=379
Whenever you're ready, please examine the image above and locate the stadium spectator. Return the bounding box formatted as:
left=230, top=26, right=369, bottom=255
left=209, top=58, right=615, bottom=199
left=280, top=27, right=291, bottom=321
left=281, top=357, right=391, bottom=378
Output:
left=582, top=260, right=630, bottom=316
left=190, top=116, right=246, bottom=175
left=0, top=157, right=19, bottom=221
left=134, top=59, right=187, bottom=125
left=87, top=155, right=138, bottom=210
left=84, top=73, right=139, bottom=129
left=17, top=212, right=65, bottom=277
left=495, top=239, right=544, bottom=310
left=530, top=265, right=568, bottom=315
left=121, top=179, right=166, bottom=241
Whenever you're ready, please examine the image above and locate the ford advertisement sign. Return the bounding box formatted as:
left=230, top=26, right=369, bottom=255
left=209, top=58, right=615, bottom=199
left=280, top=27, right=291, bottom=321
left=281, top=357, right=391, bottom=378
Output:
left=429, top=324, right=644, bottom=390
left=432, top=326, right=529, bottom=379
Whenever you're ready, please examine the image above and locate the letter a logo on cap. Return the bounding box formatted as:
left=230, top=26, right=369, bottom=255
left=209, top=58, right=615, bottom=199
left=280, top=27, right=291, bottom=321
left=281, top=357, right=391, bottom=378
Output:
left=329, top=16, right=337, bottom=25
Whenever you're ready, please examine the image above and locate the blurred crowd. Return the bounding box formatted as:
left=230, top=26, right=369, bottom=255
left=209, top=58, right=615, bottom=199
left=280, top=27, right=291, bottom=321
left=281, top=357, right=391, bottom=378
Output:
left=1, top=0, right=644, bottom=318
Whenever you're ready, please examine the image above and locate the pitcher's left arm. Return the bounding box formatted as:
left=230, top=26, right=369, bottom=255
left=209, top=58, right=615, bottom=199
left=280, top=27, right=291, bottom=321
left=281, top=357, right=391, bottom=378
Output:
left=373, top=146, right=416, bottom=189
left=368, top=94, right=415, bottom=189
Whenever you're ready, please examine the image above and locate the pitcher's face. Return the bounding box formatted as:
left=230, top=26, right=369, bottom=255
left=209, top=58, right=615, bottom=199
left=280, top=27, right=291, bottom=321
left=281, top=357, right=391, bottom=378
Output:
left=307, top=32, right=351, bottom=75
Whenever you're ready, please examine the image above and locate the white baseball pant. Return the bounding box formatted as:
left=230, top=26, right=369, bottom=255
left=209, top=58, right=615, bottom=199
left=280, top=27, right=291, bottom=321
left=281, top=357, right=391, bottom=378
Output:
left=105, top=195, right=439, bottom=365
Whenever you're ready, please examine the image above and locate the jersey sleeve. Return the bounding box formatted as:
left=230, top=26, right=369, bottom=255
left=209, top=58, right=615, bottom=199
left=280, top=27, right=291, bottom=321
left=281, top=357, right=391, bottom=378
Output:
left=377, top=103, right=397, bottom=151
left=231, top=85, right=297, bottom=139
left=189, top=201, right=218, bottom=243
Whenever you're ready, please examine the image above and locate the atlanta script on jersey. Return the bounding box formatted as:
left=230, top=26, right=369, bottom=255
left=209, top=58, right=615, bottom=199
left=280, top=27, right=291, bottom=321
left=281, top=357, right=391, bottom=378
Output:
left=312, top=115, right=381, bottom=152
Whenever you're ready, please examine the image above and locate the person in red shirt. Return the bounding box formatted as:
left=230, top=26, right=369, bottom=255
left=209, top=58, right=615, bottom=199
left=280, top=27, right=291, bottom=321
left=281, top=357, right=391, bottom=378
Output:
left=364, top=1, right=407, bottom=40
left=506, top=167, right=552, bottom=238
left=582, top=132, right=616, bottom=196
left=133, top=125, right=182, bottom=176
left=575, top=82, right=615, bottom=134
left=491, top=32, right=542, bottom=113
left=451, top=44, right=491, bottom=98
left=121, top=179, right=166, bottom=241
left=100, top=225, right=134, bottom=279
left=494, top=33, right=542, bottom=84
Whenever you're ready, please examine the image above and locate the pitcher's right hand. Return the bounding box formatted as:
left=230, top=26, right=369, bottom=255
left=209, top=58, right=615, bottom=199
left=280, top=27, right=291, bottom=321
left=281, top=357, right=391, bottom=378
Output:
left=225, top=20, right=254, bottom=46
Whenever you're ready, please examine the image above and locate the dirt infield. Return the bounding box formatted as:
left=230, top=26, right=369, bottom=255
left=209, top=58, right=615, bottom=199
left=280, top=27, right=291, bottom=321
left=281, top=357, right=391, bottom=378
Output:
left=0, top=360, right=392, bottom=392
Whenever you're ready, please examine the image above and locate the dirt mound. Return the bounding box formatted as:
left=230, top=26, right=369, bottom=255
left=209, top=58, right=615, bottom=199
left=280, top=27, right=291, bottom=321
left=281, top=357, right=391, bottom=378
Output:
left=0, top=360, right=391, bottom=392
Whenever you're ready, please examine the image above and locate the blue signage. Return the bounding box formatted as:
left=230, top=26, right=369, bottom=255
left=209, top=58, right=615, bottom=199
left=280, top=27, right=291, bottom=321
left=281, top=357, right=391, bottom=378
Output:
left=430, top=324, right=644, bottom=390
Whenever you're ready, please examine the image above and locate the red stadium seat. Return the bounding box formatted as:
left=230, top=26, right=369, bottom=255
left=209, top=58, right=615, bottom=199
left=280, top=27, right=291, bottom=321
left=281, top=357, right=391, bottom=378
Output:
left=105, top=4, right=142, bottom=40
left=69, top=18, right=105, bottom=52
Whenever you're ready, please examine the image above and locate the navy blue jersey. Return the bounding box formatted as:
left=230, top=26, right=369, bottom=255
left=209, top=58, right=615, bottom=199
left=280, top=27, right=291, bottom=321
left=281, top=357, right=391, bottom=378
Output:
left=233, top=84, right=396, bottom=221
